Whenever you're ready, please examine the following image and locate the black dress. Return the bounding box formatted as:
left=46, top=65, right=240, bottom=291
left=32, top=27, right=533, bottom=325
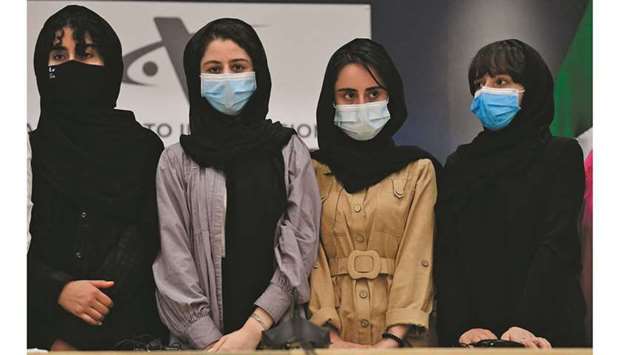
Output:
left=27, top=131, right=166, bottom=350
left=435, top=136, right=586, bottom=347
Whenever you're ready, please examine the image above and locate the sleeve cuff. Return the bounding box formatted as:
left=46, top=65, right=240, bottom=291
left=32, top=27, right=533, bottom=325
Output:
left=255, top=282, right=291, bottom=325
left=186, top=315, right=222, bottom=349
left=45, top=270, right=74, bottom=309
left=386, top=308, right=430, bottom=330
left=309, top=307, right=341, bottom=331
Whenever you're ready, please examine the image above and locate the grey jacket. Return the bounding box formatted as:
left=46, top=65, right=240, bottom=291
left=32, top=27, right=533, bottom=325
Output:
left=152, top=135, right=321, bottom=349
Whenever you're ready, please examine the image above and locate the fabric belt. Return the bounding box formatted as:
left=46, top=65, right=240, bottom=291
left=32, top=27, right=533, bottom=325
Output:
left=329, top=250, right=394, bottom=280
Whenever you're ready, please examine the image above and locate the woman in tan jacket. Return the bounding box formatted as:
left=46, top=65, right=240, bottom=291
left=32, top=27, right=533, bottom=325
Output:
left=309, top=38, right=440, bottom=349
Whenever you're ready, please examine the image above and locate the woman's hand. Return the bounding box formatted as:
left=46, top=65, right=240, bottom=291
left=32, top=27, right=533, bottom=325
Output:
left=459, top=328, right=498, bottom=346
left=373, top=338, right=400, bottom=349
left=57, top=280, right=114, bottom=326
left=50, top=339, right=76, bottom=351
left=501, top=326, right=552, bottom=348
left=207, top=319, right=262, bottom=352
left=329, top=330, right=369, bottom=349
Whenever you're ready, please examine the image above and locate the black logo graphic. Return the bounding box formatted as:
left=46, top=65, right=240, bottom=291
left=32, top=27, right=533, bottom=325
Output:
left=122, top=17, right=192, bottom=100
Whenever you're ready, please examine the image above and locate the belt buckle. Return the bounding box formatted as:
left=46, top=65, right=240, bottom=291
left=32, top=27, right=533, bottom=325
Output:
left=347, top=250, right=381, bottom=280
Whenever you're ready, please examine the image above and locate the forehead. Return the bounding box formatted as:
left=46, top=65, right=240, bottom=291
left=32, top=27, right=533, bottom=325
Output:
left=335, top=63, right=381, bottom=89
left=202, top=38, right=250, bottom=62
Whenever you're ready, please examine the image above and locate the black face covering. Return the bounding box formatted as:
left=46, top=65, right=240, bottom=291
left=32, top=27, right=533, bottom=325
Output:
left=46, top=61, right=108, bottom=108
left=312, top=38, right=440, bottom=193
left=29, top=5, right=161, bottom=220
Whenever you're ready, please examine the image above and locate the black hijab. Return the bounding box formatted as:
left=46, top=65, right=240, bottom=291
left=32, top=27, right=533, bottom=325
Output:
left=179, top=18, right=294, bottom=168
left=311, top=38, right=440, bottom=193
left=29, top=5, right=161, bottom=221
left=439, top=39, right=554, bottom=203
left=178, top=18, right=295, bottom=332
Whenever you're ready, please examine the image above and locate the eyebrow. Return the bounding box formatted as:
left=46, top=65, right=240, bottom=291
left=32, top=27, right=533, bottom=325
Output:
left=76, top=43, right=99, bottom=50
left=50, top=43, right=98, bottom=51
left=204, top=58, right=250, bottom=65
left=336, top=86, right=383, bottom=92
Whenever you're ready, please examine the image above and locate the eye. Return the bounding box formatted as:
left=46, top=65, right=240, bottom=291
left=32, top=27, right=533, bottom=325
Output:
left=231, top=63, right=245, bottom=73
left=49, top=50, right=67, bottom=62
left=495, top=78, right=511, bottom=86
left=343, top=91, right=356, bottom=100
left=206, top=66, right=222, bottom=74
left=368, top=89, right=380, bottom=98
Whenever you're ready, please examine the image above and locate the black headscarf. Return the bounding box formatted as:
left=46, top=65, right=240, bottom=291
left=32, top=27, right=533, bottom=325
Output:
left=179, top=18, right=294, bottom=167
left=178, top=18, right=295, bottom=332
left=311, top=38, right=440, bottom=193
left=434, top=40, right=581, bottom=346
left=29, top=5, right=161, bottom=220
left=439, top=39, right=554, bottom=203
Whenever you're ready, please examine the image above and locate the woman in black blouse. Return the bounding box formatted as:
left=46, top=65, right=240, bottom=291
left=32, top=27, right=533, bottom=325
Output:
left=435, top=39, right=586, bottom=348
left=28, top=5, right=165, bottom=350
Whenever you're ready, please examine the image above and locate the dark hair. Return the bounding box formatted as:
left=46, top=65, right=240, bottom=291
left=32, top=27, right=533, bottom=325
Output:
left=36, top=5, right=120, bottom=66
left=34, top=5, right=123, bottom=106
left=195, top=18, right=266, bottom=68
left=467, top=39, right=527, bottom=95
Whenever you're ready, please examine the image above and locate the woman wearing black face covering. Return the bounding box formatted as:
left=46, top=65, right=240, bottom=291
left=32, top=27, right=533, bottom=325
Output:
left=435, top=39, right=586, bottom=348
left=28, top=5, right=166, bottom=351
left=152, top=18, right=320, bottom=352
left=309, top=39, right=441, bottom=349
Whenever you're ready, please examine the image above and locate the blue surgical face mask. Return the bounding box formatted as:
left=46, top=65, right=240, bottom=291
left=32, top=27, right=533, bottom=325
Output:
left=200, top=71, right=257, bottom=115
left=334, top=100, right=391, bottom=141
left=470, top=86, right=524, bottom=131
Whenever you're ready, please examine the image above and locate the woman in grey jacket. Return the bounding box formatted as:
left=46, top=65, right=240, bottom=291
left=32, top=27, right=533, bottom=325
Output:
left=152, top=18, right=321, bottom=352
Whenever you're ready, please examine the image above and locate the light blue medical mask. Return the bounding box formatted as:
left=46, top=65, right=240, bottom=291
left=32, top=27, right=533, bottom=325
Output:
left=334, top=100, right=391, bottom=141
left=200, top=71, right=257, bottom=115
left=470, top=86, right=524, bottom=131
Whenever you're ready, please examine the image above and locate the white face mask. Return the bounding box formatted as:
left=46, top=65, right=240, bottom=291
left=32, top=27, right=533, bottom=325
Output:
left=333, top=100, right=391, bottom=141
left=200, top=71, right=257, bottom=115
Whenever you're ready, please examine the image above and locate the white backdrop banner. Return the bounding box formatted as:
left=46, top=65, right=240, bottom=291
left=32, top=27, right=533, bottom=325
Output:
left=27, top=1, right=371, bottom=148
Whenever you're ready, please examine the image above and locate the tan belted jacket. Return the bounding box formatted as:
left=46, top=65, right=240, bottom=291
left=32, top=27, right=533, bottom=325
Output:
left=309, top=159, right=436, bottom=346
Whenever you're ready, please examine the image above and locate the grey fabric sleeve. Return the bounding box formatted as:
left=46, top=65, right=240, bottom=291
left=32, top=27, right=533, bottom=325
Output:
left=152, top=148, right=222, bottom=349
left=255, top=135, right=321, bottom=323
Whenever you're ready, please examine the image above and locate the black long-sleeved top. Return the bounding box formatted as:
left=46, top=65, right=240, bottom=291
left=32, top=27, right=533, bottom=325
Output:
left=27, top=133, right=166, bottom=350
left=435, top=137, right=586, bottom=347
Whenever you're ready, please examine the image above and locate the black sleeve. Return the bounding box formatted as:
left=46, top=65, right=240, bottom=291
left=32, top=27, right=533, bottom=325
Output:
left=27, top=252, right=75, bottom=314
left=514, top=138, right=586, bottom=346
left=435, top=153, right=472, bottom=347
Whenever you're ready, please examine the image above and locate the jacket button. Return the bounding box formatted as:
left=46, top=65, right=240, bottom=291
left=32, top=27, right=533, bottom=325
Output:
left=353, top=205, right=362, bottom=213
left=80, top=211, right=88, bottom=219
left=360, top=319, right=369, bottom=328
left=359, top=290, right=368, bottom=299
left=75, top=251, right=83, bottom=259
left=421, top=260, right=430, bottom=267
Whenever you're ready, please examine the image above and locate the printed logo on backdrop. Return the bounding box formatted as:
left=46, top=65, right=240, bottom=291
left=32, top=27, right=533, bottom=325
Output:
left=122, top=17, right=316, bottom=141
